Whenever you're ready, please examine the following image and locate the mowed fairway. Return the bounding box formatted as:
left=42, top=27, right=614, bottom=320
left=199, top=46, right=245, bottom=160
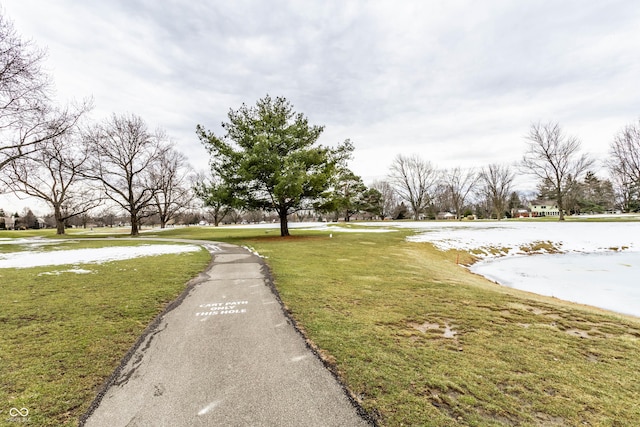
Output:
left=2, top=225, right=640, bottom=426
left=153, top=224, right=640, bottom=426
left=0, top=235, right=210, bottom=426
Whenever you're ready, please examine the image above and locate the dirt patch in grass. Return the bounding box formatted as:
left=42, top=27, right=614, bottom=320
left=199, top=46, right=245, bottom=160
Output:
left=409, top=321, right=458, bottom=339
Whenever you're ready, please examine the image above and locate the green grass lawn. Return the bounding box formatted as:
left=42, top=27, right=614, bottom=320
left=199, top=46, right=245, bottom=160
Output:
left=2, top=224, right=640, bottom=426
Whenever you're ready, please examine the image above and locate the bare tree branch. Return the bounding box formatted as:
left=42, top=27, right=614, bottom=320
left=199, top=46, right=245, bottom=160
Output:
left=521, top=122, right=593, bottom=220
left=371, top=179, right=397, bottom=219
left=150, top=146, right=194, bottom=228
left=608, top=119, right=640, bottom=211
left=82, top=113, right=168, bottom=236
left=0, top=14, right=92, bottom=174
left=0, top=128, right=101, bottom=234
left=388, top=154, right=439, bottom=220
left=477, top=163, right=515, bottom=220
left=444, top=166, right=476, bottom=220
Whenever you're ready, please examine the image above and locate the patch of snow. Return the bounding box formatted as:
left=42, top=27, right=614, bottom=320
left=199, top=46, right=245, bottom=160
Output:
left=0, top=244, right=201, bottom=269
left=38, top=268, right=94, bottom=276
left=242, top=246, right=265, bottom=258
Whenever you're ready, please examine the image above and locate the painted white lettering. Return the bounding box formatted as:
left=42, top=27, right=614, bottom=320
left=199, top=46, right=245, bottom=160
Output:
left=195, top=301, right=250, bottom=317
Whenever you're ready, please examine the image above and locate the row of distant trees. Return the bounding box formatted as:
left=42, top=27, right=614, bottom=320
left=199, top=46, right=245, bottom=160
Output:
left=366, top=120, right=638, bottom=222
left=2, top=12, right=639, bottom=237
left=0, top=205, right=244, bottom=231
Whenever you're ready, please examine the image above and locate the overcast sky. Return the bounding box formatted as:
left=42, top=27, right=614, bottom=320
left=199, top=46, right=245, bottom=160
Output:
left=2, top=0, right=640, bottom=213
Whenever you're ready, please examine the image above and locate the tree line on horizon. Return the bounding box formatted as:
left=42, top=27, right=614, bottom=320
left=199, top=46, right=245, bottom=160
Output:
left=1, top=12, right=639, bottom=236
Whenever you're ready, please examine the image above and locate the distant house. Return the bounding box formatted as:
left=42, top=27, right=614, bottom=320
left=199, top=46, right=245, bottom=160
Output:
left=529, top=200, right=561, bottom=217
left=511, top=208, right=530, bottom=218
left=436, top=212, right=456, bottom=220
left=2, top=215, right=15, bottom=229
left=0, top=215, right=48, bottom=229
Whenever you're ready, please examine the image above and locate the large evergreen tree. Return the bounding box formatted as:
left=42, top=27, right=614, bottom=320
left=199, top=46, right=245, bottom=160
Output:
left=197, top=95, right=352, bottom=236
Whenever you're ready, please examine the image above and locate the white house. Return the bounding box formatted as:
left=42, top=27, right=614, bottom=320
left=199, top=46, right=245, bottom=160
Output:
left=529, top=200, right=560, bottom=217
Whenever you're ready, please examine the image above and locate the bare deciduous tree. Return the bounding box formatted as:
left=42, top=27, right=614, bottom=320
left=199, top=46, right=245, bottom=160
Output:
left=371, top=180, right=397, bottom=219
left=388, top=154, right=439, bottom=220
left=477, top=164, right=515, bottom=220
left=1, top=131, right=101, bottom=234
left=83, top=113, right=168, bottom=236
left=0, top=14, right=88, bottom=172
left=151, top=147, right=193, bottom=228
left=521, top=122, right=593, bottom=220
left=444, top=167, right=476, bottom=220
left=608, top=119, right=640, bottom=211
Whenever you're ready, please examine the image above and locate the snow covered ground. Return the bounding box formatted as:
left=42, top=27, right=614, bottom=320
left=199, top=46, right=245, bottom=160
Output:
left=0, top=241, right=201, bottom=269
left=367, top=220, right=640, bottom=256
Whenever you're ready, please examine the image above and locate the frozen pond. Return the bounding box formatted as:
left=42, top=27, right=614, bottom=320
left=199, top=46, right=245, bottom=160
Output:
left=471, top=251, right=640, bottom=317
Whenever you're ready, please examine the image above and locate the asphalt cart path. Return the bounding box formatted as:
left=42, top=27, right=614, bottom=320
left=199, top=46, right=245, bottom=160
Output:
left=82, top=240, right=370, bottom=427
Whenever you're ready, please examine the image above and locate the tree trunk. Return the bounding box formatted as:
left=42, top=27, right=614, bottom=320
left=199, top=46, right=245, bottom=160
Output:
left=130, top=213, right=140, bottom=236
left=411, top=204, right=420, bottom=220
left=557, top=190, right=565, bottom=221
left=495, top=202, right=504, bottom=221
left=54, top=205, right=65, bottom=235
left=279, top=209, right=289, bottom=237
